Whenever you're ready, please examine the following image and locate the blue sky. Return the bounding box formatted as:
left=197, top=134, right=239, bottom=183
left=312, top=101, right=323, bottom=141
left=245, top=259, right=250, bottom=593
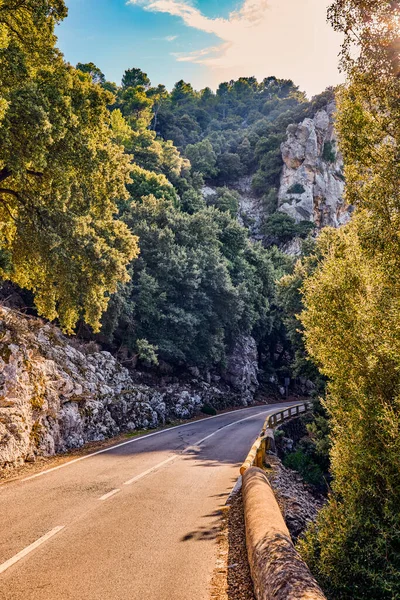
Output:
left=57, top=0, right=344, bottom=96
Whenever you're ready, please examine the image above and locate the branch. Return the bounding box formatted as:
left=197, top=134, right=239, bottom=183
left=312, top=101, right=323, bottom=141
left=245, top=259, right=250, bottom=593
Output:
left=26, top=169, right=43, bottom=178
left=0, top=187, right=19, bottom=199
left=0, top=187, right=45, bottom=228
left=0, top=167, right=11, bottom=183
left=0, top=198, right=17, bottom=221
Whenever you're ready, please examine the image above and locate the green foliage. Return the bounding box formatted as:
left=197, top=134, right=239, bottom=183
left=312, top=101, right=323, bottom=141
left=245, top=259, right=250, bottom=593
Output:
left=216, top=152, right=243, bottom=183
left=136, top=338, right=158, bottom=365
left=297, top=2, right=400, bottom=596
left=263, top=213, right=298, bottom=245
left=76, top=62, right=105, bottom=85
left=261, top=188, right=279, bottom=215
left=102, top=194, right=278, bottom=368
left=262, top=213, right=315, bottom=247
left=282, top=397, right=330, bottom=490
left=322, top=141, right=336, bottom=163
left=185, top=140, right=217, bottom=179
left=207, top=187, right=240, bottom=217
left=0, top=249, right=12, bottom=273
left=283, top=450, right=325, bottom=488
left=276, top=242, right=323, bottom=381
left=122, top=67, right=150, bottom=90
left=200, top=403, right=217, bottom=416
left=287, top=183, right=305, bottom=194
left=151, top=75, right=318, bottom=196
left=126, top=165, right=178, bottom=205
left=0, top=0, right=139, bottom=332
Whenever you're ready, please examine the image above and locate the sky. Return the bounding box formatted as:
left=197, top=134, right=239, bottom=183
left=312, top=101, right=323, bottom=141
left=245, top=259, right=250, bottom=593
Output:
left=56, top=0, right=344, bottom=97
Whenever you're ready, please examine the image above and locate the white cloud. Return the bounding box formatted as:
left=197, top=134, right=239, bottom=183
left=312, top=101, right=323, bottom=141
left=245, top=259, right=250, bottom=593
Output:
left=127, top=0, right=344, bottom=95
left=152, top=34, right=178, bottom=41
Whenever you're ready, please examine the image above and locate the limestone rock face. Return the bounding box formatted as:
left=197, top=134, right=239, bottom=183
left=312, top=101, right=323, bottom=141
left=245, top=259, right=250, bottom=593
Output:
left=201, top=179, right=264, bottom=240
left=223, top=335, right=259, bottom=401
left=278, top=102, right=352, bottom=228
left=0, top=307, right=252, bottom=471
left=234, top=176, right=264, bottom=240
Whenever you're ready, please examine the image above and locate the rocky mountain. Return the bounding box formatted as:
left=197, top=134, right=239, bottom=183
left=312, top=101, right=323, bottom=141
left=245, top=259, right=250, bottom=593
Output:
left=278, top=101, right=351, bottom=228
left=202, top=101, right=351, bottom=249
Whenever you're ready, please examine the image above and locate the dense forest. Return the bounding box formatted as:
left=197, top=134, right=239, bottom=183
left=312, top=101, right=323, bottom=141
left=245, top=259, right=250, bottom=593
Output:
left=1, top=1, right=400, bottom=598
left=0, top=0, right=326, bottom=380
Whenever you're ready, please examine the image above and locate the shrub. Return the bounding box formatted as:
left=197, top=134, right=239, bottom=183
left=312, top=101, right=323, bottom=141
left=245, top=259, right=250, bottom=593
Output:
left=322, top=141, right=336, bottom=163
left=283, top=450, right=325, bottom=489
left=296, top=220, right=316, bottom=239
left=200, top=403, right=217, bottom=416
left=262, top=213, right=315, bottom=246
left=262, top=212, right=298, bottom=245
left=262, top=188, right=279, bottom=214
left=287, top=183, right=305, bottom=194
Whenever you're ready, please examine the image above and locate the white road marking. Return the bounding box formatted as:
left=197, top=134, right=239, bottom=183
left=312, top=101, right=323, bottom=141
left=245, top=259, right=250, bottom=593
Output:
left=123, top=410, right=268, bottom=486
left=99, top=488, right=120, bottom=501
left=20, top=405, right=288, bottom=483
left=123, top=456, right=178, bottom=486
left=0, top=526, right=65, bottom=575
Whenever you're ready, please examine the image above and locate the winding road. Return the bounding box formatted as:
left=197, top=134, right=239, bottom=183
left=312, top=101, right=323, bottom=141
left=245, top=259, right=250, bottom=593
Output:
left=0, top=402, right=294, bottom=600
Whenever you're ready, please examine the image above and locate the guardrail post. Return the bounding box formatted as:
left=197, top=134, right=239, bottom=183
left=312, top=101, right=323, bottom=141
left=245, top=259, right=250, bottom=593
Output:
left=265, top=429, right=276, bottom=454
left=255, top=441, right=264, bottom=468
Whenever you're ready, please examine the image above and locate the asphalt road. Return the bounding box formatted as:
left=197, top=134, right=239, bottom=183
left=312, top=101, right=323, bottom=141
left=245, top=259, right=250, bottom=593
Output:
left=0, top=402, right=296, bottom=600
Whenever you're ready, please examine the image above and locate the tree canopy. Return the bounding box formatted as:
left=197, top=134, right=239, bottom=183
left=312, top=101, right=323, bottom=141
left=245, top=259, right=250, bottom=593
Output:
left=0, top=0, right=138, bottom=331
left=297, top=2, right=400, bottom=597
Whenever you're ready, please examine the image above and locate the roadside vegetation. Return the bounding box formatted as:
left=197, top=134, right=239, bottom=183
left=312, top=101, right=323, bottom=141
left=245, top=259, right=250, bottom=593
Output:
left=1, top=1, right=400, bottom=597
left=294, top=2, right=400, bottom=598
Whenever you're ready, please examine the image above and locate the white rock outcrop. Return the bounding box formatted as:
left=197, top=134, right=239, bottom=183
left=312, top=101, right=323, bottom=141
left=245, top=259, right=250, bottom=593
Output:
left=278, top=102, right=352, bottom=228
left=0, top=307, right=252, bottom=471
left=224, top=335, right=259, bottom=400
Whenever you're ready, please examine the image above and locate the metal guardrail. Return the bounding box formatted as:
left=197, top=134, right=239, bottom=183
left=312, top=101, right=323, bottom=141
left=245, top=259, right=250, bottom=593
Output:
left=240, top=401, right=312, bottom=475
left=263, top=401, right=311, bottom=431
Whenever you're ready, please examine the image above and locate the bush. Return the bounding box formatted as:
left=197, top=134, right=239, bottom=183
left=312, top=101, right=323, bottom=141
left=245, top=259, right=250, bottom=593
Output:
left=296, top=220, right=316, bottom=239
left=262, top=188, right=279, bottom=214
left=322, top=141, right=336, bottom=163
left=263, top=213, right=315, bottom=246
left=200, top=403, right=217, bottom=416
left=262, top=212, right=298, bottom=245
left=287, top=183, right=305, bottom=194
left=136, top=338, right=159, bottom=365
left=283, top=450, right=326, bottom=489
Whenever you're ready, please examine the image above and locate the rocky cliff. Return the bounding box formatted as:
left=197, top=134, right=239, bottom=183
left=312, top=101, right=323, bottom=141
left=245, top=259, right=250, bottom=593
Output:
left=0, top=307, right=258, bottom=471
left=278, top=101, right=351, bottom=228
left=202, top=102, right=351, bottom=246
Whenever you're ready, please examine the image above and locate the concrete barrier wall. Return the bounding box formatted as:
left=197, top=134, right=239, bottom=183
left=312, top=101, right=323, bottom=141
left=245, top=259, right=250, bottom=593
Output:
left=242, top=467, right=326, bottom=600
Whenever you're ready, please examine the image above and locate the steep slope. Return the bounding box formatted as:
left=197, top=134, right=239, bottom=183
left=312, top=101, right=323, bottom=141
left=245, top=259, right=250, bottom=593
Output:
left=278, top=101, right=351, bottom=228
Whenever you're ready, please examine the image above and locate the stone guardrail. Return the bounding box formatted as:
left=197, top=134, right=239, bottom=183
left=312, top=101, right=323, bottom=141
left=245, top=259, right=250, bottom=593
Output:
left=240, top=400, right=326, bottom=600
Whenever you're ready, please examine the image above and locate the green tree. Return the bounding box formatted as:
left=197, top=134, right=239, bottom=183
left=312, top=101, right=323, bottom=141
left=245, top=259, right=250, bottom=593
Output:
left=262, top=213, right=314, bottom=246
left=217, top=152, right=243, bottom=183
left=76, top=62, right=105, bottom=85
left=185, top=140, right=217, bottom=179
left=298, top=2, right=400, bottom=598
left=0, top=0, right=138, bottom=332
left=121, top=67, right=150, bottom=90
left=207, top=187, right=240, bottom=217
left=120, top=86, right=153, bottom=130
left=102, top=193, right=277, bottom=369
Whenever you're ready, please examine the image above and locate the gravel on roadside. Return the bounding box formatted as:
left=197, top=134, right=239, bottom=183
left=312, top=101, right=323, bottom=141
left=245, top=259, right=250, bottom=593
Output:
left=210, top=489, right=256, bottom=600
